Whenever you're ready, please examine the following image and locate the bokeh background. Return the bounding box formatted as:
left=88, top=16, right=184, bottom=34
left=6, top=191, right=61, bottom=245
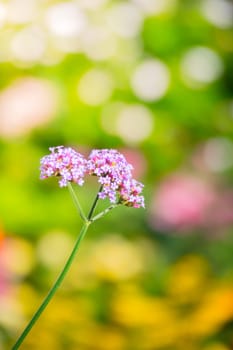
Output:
left=0, top=0, right=233, bottom=349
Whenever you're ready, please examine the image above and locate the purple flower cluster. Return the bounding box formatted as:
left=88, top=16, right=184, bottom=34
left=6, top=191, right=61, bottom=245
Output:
left=40, top=146, right=87, bottom=187
left=87, top=149, right=144, bottom=208
left=119, top=178, right=145, bottom=209
left=40, top=146, right=144, bottom=208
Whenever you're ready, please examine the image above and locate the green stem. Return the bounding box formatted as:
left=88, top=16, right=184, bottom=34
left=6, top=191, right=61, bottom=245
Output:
left=11, top=221, right=91, bottom=350
left=87, top=185, right=103, bottom=220
left=91, top=204, right=119, bottom=222
left=67, top=182, right=87, bottom=222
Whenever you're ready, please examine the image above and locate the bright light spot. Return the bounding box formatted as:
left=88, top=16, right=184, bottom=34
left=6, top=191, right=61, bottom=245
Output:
left=40, top=47, right=64, bottom=66
left=79, top=0, right=108, bottom=10
left=106, top=3, right=143, bottom=38
left=52, top=35, right=81, bottom=53
left=0, top=298, right=23, bottom=330
left=46, top=2, right=86, bottom=37
left=201, top=0, right=233, bottom=28
left=131, top=59, right=170, bottom=101
left=203, top=138, right=233, bottom=172
left=1, top=238, right=35, bottom=277
left=101, top=102, right=125, bottom=134
left=116, top=104, right=154, bottom=144
left=82, top=26, right=117, bottom=61
left=77, top=69, right=114, bottom=106
left=131, top=0, right=177, bottom=15
left=10, top=26, right=46, bottom=64
left=0, top=29, right=12, bottom=62
left=0, top=77, right=58, bottom=139
left=181, top=47, right=223, bottom=87
left=7, top=0, right=38, bottom=24
left=37, top=232, right=73, bottom=268
left=0, top=3, right=7, bottom=28
left=90, top=235, right=144, bottom=280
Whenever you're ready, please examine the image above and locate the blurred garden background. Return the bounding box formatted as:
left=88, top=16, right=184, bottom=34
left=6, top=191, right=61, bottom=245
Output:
left=0, top=0, right=233, bottom=349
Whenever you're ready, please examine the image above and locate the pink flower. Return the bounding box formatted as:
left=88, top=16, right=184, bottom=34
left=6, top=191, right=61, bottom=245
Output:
left=150, top=173, right=215, bottom=231
left=40, top=147, right=145, bottom=208
left=40, top=146, right=87, bottom=187
left=87, top=149, right=145, bottom=207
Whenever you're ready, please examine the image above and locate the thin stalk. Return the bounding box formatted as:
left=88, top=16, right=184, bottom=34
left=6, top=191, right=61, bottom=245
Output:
left=67, top=182, right=87, bottom=222
left=91, top=204, right=119, bottom=222
left=11, top=221, right=91, bottom=350
left=87, top=185, right=103, bottom=220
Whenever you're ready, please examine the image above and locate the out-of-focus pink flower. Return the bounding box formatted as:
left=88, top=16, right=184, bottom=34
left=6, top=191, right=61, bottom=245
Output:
left=120, top=148, right=147, bottom=178
left=205, top=191, right=233, bottom=234
left=149, top=173, right=216, bottom=232
left=0, top=77, right=58, bottom=139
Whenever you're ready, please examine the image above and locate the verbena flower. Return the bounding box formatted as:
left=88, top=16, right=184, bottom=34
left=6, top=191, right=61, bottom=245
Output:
left=40, top=146, right=87, bottom=187
left=119, top=178, right=145, bottom=208
left=40, top=146, right=145, bottom=208
left=87, top=149, right=145, bottom=208
left=13, top=146, right=145, bottom=350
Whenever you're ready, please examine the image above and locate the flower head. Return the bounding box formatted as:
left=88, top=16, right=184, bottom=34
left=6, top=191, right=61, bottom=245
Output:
left=40, top=146, right=145, bottom=208
left=87, top=149, right=145, bottom=208
left=119, top=179, right=145, bottom=208
left=40, top=146, right=87, bottom=187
